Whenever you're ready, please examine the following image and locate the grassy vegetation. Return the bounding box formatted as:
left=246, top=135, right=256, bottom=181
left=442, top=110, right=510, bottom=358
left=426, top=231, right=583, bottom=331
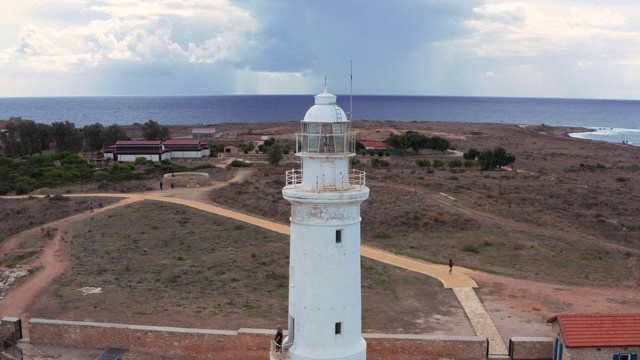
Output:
left=0, top=152, right=195, bottom=195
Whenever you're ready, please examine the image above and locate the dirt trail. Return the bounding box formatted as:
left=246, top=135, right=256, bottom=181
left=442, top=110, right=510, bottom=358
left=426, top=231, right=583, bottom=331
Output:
left=0, top=169, right=256, bottom=337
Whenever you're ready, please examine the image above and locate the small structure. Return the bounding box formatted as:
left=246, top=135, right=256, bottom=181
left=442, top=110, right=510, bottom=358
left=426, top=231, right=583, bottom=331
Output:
left=547, top=313, right=640, bottom=360
left=163, top=172, right=210, bottom=188
left=192, top=127, right=216, bottom=139
left=222, top=144, right=240, bottom=156
left=360, top=141, right=387, bottom=151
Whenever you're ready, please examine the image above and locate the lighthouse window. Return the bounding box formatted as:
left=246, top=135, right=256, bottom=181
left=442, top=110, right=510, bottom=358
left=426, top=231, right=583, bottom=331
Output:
left=335, top=230, right=342, bottom=244
left=335, top=322, right=342, bottom=335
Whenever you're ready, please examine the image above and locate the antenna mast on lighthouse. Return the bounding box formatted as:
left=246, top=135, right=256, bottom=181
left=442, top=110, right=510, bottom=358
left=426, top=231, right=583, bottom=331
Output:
left=349, top=60, right=353, bottom=121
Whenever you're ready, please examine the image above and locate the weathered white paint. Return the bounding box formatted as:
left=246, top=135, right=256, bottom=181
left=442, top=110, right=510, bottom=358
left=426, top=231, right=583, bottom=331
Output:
left=281, top=90, right=369, bottom=360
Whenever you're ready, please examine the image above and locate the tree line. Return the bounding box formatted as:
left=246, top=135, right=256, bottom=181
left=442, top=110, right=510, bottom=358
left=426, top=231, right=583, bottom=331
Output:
left=381, top=131, right=516, bottom=171
left=0, top=119, right=170, bottom=157
left=385, top=131, right=451, bottom=155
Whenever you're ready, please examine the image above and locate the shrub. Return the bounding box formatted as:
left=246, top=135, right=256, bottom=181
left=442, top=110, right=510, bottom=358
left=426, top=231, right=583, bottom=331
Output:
left=433, top=159, right=444, bottom=168
left=448, top=159, right=462, bottom=168
left=463, top=159, right=475, bottom=168
left=462, top=244, right=479, bottom=253
left=229, top=160, right=251, bottom=168
left=135, top=157, right=147, bottom=165
left=415, top=159, right=431, bottom=167
left=372, top=228, right=392, bottom=239
left=0, top=185, right=12, bottom=195
left=371, top=158, right=389, bottom=168
left=93, top=171, right=110, bottom=181
left=350, top=158, right=361, bottom=166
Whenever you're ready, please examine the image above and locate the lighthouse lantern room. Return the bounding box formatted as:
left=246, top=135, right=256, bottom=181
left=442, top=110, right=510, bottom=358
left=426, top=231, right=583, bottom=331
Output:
left=278, top=88, right=369, bottom=360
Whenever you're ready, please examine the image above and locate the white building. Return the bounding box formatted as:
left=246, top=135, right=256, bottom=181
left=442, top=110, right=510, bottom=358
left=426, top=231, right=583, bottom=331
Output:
left=278, top=89, right=369, bottom=360
left=103, top=140, right=210, bottom=162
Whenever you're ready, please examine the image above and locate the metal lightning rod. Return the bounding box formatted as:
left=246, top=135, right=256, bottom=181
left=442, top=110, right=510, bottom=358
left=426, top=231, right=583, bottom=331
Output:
left=349, top=60, right=353, bottom=121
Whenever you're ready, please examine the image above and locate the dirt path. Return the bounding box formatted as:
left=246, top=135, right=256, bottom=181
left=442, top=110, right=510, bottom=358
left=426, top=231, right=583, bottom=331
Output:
left=3, top=174, right=638, bottom=356
left=1, top=228, right=66, bottom=339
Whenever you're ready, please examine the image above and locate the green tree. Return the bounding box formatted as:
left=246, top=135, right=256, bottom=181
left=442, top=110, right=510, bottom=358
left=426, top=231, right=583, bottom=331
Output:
left=239, top=142, right=255, bottom=154
left=82, top=123, right=104, bottom=152
left=0, top=121, right=22, bottom=155
left=102, top=124, right=130, bottom=147
left=478, top=147, right=516, bottom=171
left=37, top=123, right=52, bottom=154
left=51, top=121, right=83, bottom=152
left=267, top=143, right=284, bottom=166
left=263, top=137, right=276, bottom=147
left=0, top=120, right=45, bottom=156
left=463, top=148, right=480, bottom=160
left=142, top=120, right=170, bottom=141
left=385, top=133, right=408, bottom=155
left=429, top=136, right=450, bottom=154
left=405, top=131, right=429, bottom=154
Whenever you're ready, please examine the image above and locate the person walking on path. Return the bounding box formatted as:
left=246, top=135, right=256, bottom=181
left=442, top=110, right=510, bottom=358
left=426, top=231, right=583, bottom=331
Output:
left=98, top=198, right=103, bottom=208
left=89, top=202, right=94, bottom=213
left=449, top=258, right=454, bottom=274
left=159, top=180, right=164, bottom=190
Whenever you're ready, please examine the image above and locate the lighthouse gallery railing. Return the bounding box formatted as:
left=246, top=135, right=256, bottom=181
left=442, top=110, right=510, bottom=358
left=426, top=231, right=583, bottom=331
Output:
left=285, top=169, right=366, bottom=192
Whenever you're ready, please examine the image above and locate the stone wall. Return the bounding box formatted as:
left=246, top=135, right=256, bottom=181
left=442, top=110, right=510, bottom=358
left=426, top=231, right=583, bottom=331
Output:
left=365, top=333, right=488, bottom=360
left=30, top=319, right=488, bottom=360
left=163, top=172, right=210, bottom=187
left=509, top=336, right=553, bottom=359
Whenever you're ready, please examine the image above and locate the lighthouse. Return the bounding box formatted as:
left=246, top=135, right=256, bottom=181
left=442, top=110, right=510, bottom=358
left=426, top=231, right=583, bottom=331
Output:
left=279, top=88, right=369, bottom=360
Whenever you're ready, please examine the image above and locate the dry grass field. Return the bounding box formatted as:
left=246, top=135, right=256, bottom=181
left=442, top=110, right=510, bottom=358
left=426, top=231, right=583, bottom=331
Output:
left=1, top=120, right=639, bottom=342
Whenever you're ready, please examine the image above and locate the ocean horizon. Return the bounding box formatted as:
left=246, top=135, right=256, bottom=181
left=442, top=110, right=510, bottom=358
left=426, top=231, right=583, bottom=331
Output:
left=1, top=95, right=639, bottom=146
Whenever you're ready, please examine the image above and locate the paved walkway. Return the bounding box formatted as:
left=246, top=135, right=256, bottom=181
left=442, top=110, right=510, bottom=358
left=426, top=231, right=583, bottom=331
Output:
left=4, top=188, right=509, bottom=358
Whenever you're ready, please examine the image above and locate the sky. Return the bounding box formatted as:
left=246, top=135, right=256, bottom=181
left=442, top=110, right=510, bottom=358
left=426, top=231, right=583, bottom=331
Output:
left=2, top=0, right=640, bottom=99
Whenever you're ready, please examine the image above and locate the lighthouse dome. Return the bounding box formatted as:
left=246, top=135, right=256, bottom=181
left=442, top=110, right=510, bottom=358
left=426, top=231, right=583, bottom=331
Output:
left=303, top=91, right=348, bottom=123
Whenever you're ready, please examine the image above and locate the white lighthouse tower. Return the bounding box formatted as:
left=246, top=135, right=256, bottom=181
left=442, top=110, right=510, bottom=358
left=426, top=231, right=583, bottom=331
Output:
left=278, top=88, right=369, bottom=360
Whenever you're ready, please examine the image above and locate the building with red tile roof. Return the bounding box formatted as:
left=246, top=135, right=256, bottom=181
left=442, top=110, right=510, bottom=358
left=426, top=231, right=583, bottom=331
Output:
left=104, top=139, right=210, bottom=162
left=359, top=141, right=387, bottom=150
left=547, top=313, right=640, bottom=360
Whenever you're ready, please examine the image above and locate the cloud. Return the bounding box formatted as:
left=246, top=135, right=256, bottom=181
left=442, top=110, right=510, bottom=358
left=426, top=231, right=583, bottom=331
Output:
left=1, top=0, right=257, bottom=73
left=577, top=60, right=592, bottom=66
left=485, top=70, right=496, bottom=77
left=451, top=2, right=640, bottom=58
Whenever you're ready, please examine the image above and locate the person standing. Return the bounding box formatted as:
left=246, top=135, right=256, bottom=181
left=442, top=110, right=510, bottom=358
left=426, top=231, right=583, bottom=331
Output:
left=449, top=258, right=454, bottom=274
left=89, top=202, right=94, bottom=213
left=274, top=326, right=283, bottom=352
left=159, top=180, right=164, bottom=190
left=98, top=198, right=103, bottom=208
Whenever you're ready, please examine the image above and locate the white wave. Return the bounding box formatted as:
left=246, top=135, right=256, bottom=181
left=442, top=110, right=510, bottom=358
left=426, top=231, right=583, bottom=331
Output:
left=569, top=127, right=640, bottom=146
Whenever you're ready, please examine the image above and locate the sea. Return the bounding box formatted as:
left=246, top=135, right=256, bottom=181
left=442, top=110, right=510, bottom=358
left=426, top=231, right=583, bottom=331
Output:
left=0, top=95, right=639, bottom=146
